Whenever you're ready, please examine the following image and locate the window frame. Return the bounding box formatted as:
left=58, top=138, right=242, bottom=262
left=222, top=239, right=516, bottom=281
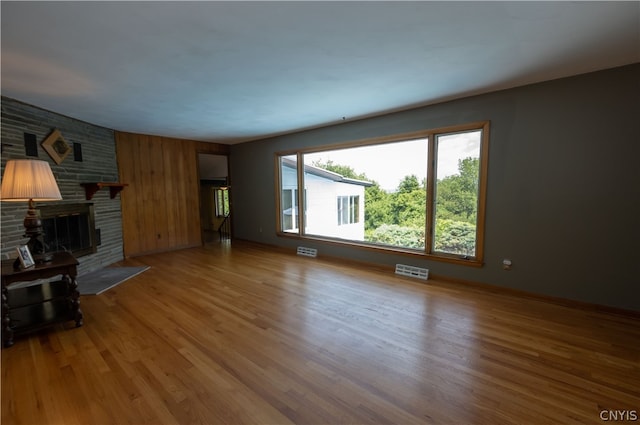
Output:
left=275, top=121, right=489, bottom=267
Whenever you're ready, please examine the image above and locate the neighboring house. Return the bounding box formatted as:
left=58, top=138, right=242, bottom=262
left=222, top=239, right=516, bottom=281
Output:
left=281, top=158, right=372, bottom=240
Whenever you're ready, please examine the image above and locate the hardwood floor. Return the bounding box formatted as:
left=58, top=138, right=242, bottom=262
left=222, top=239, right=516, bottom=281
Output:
left=2, top=241, right=639, bottom=424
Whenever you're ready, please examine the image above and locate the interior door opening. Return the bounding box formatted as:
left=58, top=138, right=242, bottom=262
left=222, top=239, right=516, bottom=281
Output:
left=198, top=153, right=230, bottom=243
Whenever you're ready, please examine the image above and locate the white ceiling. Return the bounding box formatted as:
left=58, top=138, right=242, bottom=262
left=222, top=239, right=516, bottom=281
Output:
left=1, top=1, right=638, bottom=144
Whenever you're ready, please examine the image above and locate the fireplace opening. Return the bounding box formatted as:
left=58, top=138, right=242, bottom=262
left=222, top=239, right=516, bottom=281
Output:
left=39, top=203, right=97, bottom=258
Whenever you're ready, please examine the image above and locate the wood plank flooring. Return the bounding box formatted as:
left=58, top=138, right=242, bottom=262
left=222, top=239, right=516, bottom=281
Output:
left=2, top=241, right=639, bottom=424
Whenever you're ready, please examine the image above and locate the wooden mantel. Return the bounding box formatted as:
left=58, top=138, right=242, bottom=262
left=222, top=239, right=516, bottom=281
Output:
left=81, top=182, right=128, bottom=200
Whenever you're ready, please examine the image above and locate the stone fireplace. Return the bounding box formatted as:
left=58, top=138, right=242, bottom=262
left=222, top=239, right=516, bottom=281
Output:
left=1, top=96, right=124, bottom=275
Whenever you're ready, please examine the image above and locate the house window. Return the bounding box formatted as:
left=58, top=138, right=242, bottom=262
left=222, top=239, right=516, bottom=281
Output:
left=337, top=195, right=359, bottom=225
left=275, top=121, right=489, bottom=265
left=214, top=188, right=230, bottom=217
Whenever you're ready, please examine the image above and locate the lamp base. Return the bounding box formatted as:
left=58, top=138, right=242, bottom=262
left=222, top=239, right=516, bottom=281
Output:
left=25, top=236, right=53, bottom=264
left=35, top=252, right=54, bottom=264
left=23, top=203, right=53, bottom=264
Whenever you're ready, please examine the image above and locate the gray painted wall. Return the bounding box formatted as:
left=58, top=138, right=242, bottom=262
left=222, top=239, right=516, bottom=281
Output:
left=1, top=97, right=124, bottom=275
left=230, top=63, right=640, bottom=312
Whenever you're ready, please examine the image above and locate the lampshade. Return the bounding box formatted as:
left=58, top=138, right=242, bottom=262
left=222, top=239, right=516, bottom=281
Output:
left=1, top=159, right=62, bottom=202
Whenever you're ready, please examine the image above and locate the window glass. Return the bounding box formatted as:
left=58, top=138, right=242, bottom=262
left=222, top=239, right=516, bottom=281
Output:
left=433, top=130, right=482, bottom=257
left=215, top=188, right=230, bottom=217
left=302, top=139, right=426, bottom=247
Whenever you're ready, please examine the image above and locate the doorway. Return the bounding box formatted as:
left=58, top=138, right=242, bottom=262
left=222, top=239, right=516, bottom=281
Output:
left=198, top=153, right=230, bottom=243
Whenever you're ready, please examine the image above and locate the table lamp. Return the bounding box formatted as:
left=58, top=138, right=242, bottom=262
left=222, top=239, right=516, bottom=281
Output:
left=1, top=159, right=63, bottom=264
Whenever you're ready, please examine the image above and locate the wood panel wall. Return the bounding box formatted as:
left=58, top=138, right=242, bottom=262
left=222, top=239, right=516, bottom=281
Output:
left=115, top=131, right=230, bottom=257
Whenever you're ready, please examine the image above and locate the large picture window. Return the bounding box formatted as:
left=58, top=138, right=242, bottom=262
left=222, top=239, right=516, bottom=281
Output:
left=276, top=122, right=489, bottom=265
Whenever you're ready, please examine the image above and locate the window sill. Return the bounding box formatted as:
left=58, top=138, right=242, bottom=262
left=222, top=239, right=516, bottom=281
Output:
left=277, top=232, right=483, bottom=268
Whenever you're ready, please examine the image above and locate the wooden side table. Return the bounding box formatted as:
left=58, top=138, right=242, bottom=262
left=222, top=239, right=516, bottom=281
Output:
left=1, top=251, right=83, bottom=347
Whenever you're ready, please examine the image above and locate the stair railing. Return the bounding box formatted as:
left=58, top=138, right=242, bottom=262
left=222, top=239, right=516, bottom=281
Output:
left=218, top=214, right=231, bottom=241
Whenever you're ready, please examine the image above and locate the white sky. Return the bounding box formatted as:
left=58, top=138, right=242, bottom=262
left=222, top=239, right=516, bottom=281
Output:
left=304, top=131, right=480, bottom=192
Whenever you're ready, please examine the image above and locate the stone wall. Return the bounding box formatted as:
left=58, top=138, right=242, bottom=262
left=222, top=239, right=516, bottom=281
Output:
left=1, top=97, right=124, bottom=274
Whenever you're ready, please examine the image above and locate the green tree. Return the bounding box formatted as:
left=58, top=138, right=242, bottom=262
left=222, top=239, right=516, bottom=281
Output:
left=397, top=174, right=421, bottom=193
left=435, top=157, right=479, bottom=224
left=433, top=157, right=479, bottom=255
left=390, top=175, right=426, bottom=228
left=364, top=182, right=391, bottom=231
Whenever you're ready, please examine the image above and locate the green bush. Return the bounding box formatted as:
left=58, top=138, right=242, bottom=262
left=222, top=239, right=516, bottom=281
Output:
left=434, top=219, right=476, bottom=256
left=366, top=224, right=425, bottom=249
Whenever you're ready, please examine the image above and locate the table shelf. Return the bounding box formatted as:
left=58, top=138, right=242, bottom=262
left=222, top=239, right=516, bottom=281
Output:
left=1, top=251, right=83, bottom=347
left=9, top=299, right=72, bottom=331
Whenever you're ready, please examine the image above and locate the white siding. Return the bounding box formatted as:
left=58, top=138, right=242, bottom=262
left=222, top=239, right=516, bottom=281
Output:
left=305, top=173, right=366, bottom=240
left=281, top=162, right=367, bottom=240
